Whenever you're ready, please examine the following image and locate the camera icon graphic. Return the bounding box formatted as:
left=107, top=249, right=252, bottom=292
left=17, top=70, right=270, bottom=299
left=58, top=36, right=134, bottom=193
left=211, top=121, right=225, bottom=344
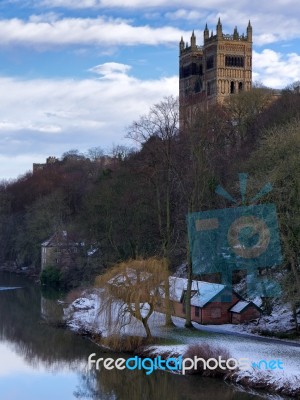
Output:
left=187, top=174, right=282, bottom=299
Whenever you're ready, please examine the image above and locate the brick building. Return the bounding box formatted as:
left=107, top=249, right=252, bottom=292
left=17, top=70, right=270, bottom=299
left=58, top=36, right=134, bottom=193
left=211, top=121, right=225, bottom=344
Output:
left=169, top=276, right=261, bottom=325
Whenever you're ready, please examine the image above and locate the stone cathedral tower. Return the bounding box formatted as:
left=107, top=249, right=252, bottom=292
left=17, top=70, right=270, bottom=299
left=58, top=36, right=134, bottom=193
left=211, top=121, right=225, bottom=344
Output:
left=179, top=19, right=252, bottom=125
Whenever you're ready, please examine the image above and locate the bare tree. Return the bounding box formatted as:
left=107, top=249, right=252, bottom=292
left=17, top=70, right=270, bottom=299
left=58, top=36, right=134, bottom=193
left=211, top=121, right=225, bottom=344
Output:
left=176, top=105, right=221, bottom=327
left=127, top=96, right=179, bottom=326
left=87, top=146, right=104, bottom=161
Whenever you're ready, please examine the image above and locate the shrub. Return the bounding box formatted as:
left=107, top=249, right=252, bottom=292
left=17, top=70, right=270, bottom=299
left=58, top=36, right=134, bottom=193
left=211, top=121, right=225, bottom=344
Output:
left=183, top=343, right=234, bottom=377
left=100, top=335, right=150, bottom=352
left=40, top=265, right=62, bottom=287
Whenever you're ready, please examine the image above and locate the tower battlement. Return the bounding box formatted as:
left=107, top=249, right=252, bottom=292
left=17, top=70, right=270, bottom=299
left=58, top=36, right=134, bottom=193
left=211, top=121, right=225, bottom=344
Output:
left=180, top=20, right=251, bottom=55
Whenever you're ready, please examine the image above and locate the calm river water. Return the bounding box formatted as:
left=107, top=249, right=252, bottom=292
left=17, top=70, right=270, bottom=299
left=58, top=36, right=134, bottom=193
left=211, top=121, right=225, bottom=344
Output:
left=0, top=272, right=266, bottom=400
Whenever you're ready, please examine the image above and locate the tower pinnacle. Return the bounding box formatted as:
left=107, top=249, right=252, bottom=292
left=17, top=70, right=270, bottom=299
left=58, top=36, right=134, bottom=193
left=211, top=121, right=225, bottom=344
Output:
left=191, top=30, right=196, bottom=48
left=204, top=23, right=209, bottom=42
left=217, top=17, right=222, bottom=37
left=233, top=26, right=239, bottom=39
left=247, top=20, right=252, bottom=42
left=179, top=36, right=184, bottom=51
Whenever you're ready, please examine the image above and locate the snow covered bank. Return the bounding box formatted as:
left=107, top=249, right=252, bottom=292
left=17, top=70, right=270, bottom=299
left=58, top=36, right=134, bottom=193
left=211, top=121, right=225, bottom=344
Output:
left=64, top=290, right=102, bottom=336
left=63, top=290, right=300, bottom=398
left=140, top=343, right=300, bottom=398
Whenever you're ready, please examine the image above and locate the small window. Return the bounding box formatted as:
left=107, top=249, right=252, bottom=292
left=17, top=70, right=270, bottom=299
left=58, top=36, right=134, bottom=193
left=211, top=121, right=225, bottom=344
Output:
left=194, top=81, right=201, bottom=93
left=182, top=65, right=190, bottom=78
left=182, top=302, right=186, bottom=314
left=191, top=63, right=197, bottom=75
left=207, top=82, right=211, bottom=95
left=195, top=306, right=200, bottom=317
left=239, top=82, right=243, bottom=92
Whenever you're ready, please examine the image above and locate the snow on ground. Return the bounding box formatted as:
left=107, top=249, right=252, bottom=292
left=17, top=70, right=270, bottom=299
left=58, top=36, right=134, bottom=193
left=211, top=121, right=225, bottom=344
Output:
left=250, top=302, right=299, bottom=334
left=64, top=289, right=153, bottom=337
left=148, top=316, right=300, bottom=397
left=233, top=275, right=300, bottom=335
left=64, top=290, right=300, bottom=396
left=64, top=290, right=102, bottom=334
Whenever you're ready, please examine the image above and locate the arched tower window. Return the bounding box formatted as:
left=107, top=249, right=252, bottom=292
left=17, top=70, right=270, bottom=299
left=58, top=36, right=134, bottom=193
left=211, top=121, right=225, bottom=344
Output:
left=230, top=81, right=235, bottom=94
left=194, top=80, right=202, bottom=93
left=206, top=56, right=214, bottom=70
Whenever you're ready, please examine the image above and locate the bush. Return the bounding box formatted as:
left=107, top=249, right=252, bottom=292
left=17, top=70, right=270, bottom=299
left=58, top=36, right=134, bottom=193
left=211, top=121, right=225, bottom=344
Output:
left=100, top=335, right=151, bottom=352
left=183, top=343, right=234, bottom=377
left=40, top=265, right=62, bottom=287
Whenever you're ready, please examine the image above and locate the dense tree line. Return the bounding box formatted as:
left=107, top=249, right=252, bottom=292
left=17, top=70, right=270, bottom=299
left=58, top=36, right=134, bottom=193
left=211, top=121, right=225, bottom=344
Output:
left=0, top=89, right=299, bottom=320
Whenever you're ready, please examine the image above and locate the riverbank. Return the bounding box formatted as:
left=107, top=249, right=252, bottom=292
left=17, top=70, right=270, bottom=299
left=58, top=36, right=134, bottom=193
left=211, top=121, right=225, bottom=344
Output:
left=0, top=263, right=39, bottom=279
left=137, top=345, right=300, bottom=399
left=63, top=289, right=300, bottom=399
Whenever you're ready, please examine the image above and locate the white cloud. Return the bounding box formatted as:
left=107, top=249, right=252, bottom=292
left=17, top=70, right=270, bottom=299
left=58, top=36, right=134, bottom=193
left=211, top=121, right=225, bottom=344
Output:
left=29, top=12, right=61, bottom=23
left=38, top=0, right=300, bottom=18
left=1, top=3, right=300, bottom=49
left=40, top=0, right=164, bottom=7
left=41, top=0, right=103, bottom=7
left=89, top=62, right=132, bottom=76
left=165, top=9, right=204, bottom=21
left=0, top=16, right=186, bottom=48
left=0, top=64, right=178, bottom=179
left=39, top=0, right=241, bottom=8
left=253, top=49, right=300, bottom=88
left=0, top=120, right=62, bottom=133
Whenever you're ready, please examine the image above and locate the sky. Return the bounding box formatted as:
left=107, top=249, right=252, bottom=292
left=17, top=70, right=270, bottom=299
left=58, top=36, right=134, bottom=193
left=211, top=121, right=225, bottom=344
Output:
left=0, top=0, right=299, bottom=180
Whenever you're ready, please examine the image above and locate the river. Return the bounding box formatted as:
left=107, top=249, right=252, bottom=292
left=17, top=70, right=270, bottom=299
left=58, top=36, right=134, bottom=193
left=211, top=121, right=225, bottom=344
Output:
left=0, top=272, right=269, bottom=400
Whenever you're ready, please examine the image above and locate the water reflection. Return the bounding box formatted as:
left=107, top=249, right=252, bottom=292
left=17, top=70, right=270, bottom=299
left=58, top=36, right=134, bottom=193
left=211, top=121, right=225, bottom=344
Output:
left=74, top=367, right=262, bottom=400
left=0, top=274, right=95, bottom=371
left=0, top=272, right=264, bottom=400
